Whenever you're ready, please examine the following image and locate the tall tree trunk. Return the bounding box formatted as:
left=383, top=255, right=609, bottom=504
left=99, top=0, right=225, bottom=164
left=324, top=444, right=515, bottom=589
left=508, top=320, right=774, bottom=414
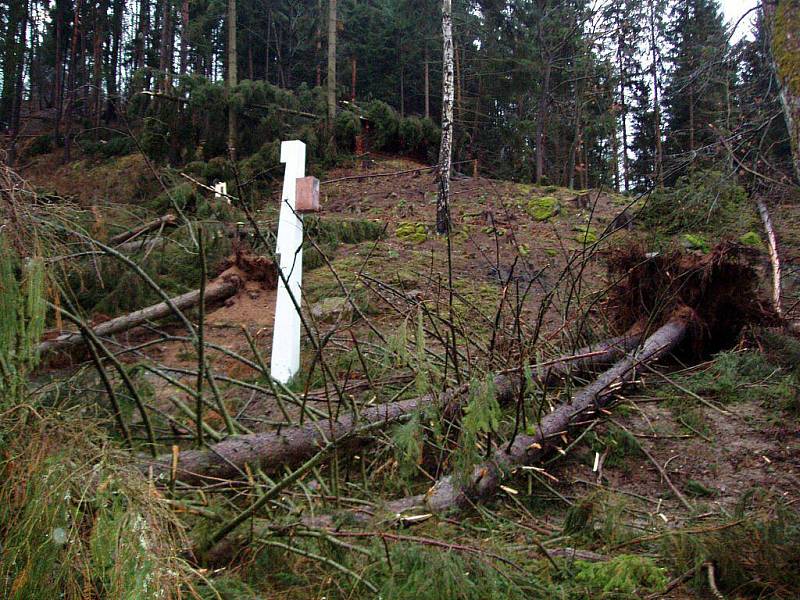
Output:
left=92, top=0, right=105, bottom=133
left=315, top=0, right=322, bottom=87
left=350, top=56, right=356, bottom=103
left=227, top=0, right=237, bottom=161
left=618, top=42, right=630, bottom=191
left=688, top=88, right=695, bottom=154
left=1, top=0, right=21, bottom=128
left=134, top=0, right=150, bottom=93
left=265, top=8, right=271, bottom=82
left=650, top=1, right=663, bottom=187
left=107, top=0, right=123, bottom=119
left=424, top=46, right=430, bottom=119
left=54, top=0, right=65, bottom=139
left=8, top=0, right=28, bottom=165
left=327, top=0, right=337, bottom=126
left=611, top=120, right=620, bottom=192
left=179, top=0, right=189, bottom=74
left=764, top=0, right=800, bottom=182
left=534, top=60, right=552, bottom=183
left=158, top=0, right=173, bottom=89
left=436, top=0, right=454, bottom=235
left=248, top=40, right=253, bottom=80
left=400, top=59, right=405, bottom=116
left=63, top=0, right=84, bottom=163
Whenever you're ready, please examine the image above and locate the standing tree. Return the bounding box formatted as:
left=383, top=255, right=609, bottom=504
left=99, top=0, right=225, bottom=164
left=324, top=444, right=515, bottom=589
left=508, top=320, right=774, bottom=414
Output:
left=327, top=0, right=337, bottom=126
left=436, top=0, right=453, bottom=235
left=662, top=0, right=730, bottom=180
left=227, top=0, right=237, bottom=161
left=764, top=0, right=800, bottom=182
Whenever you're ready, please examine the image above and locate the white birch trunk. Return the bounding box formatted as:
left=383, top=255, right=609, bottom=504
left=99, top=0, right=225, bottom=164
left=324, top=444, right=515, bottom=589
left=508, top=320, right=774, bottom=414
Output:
left=436, top=0, right=454, bottom=235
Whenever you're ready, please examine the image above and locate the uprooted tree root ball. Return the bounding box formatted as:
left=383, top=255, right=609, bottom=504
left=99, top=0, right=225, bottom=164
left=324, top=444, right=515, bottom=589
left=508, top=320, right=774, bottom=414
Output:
left=219, top=247, right=279, bottom=290
left=605, top=242, right=780, bottom=354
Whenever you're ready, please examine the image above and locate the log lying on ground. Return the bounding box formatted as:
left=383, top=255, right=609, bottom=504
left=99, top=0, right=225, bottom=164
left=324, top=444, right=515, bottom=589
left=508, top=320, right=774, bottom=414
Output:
left=386, top=313, right=690, bottom=515
left=143, top=333, right=642, bottom=485
left=110, top=214, right=178, bottom=246
left=38, top=276, right=242, bottom=356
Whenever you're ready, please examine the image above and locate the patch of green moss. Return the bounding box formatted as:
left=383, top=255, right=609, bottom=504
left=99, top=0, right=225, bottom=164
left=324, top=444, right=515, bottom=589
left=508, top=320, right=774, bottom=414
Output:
left=574, top=226, right=598, bottom=244
left=682, top=233, right=710, bottom=252
left=396, top=222, right=428, bottom=244
left=739, top=231, right=763, bottom=248
left=526, top=196, right=560, bottom=221
left=545, top=248, right=559, bottom=257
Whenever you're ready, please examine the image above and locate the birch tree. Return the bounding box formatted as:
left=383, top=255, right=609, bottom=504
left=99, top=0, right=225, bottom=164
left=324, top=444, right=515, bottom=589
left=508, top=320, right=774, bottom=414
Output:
left=436, top=0, right=454, bottom=235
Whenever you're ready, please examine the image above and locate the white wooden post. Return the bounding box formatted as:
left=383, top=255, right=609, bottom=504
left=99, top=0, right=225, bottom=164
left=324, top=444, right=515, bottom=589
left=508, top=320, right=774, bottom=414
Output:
left=270, top=140, right=306, bottom=383
left=213, top=181, right=229, bottom=204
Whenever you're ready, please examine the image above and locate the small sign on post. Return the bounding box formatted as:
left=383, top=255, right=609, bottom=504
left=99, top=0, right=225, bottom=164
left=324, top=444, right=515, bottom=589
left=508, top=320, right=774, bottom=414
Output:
left=295, top=176, right=320, bottom=213
left=270, top=141, right=306, bottom=384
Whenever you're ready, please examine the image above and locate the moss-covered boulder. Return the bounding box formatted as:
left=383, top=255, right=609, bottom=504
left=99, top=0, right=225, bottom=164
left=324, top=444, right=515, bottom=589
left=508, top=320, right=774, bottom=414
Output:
left=526, top=196, right=560, bottom=221
left=396, top=222, right=428, bottom=244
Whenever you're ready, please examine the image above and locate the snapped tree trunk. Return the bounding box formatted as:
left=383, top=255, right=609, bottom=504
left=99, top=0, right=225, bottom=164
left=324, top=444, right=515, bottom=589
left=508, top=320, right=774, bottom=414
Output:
left=142, top=333, right=640, bottom=484
left=39, top=277, right=241, bottom=357
left=436, top=0, right=454, bottom=235
left=387, top=315, right=688, bottom=514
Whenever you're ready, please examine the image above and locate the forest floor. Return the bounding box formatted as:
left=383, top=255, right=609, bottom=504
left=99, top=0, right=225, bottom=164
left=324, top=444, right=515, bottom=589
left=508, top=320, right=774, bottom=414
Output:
left=13, top=149, right=800, bottom=599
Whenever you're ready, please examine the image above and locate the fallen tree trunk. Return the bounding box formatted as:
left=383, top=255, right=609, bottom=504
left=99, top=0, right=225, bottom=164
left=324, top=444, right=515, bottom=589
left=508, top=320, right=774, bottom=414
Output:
left=387, top=313, right=689, bottom=514
left=144, top=333, right=642, bottom=485
left=110, top=214, right=178, bottom=246
left=38, top=276, right=241, bottom=356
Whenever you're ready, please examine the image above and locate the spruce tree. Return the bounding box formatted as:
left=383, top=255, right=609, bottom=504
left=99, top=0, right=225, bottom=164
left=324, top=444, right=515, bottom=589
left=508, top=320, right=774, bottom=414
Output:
left=662, top=0, right=731, bottom=180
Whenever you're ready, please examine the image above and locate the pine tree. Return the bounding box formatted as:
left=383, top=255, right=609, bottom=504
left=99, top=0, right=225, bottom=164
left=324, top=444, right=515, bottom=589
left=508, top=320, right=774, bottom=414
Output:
left=662, top=0, right=730, bottom=180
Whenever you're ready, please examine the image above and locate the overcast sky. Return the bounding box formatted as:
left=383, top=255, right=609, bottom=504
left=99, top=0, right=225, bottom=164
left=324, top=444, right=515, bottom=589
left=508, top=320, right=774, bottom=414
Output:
left=721, top=0, right=760, bottom=42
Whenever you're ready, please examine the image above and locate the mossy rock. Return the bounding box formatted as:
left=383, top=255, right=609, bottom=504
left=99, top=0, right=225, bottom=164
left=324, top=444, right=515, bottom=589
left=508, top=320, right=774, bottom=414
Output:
left=739, top=231, right=763, bottom=248
left=526, top=196, right=560, bottom=221
left=396, top=222, right=428, bottom=244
